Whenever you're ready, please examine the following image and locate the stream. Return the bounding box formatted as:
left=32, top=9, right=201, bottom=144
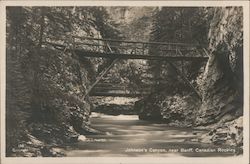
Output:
left=65, top=112, right=238, bottom=157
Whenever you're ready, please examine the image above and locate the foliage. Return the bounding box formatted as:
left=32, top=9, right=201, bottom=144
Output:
left=100, top=7, right=155, bottom=92
left=148, top=7, right=212, bottom=93
left=136, top=7, right=215, bottom=126
left=6, top=6, right=121, bottom=156
left=150, top=7, right=211, bottom=44
left=136, top=88, right=200, bottom=127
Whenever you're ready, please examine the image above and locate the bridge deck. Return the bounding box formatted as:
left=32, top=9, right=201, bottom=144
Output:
left=73, top=49, right=208, bottom=61
left=89, top=92, right=148, bottom=97
left=90, top=85, right=151, bottom=97
left=45, top=36, right=209, bottom=61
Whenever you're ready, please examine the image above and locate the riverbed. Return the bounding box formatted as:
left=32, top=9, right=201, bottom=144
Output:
left=65, top=113, right=238, bottom=157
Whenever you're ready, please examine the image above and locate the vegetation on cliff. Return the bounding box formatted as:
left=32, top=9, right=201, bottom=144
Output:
left=196, top=7, right=243, bottom=149
left=137, top=7, right=211, bottom=126
left=136, top=7, right=243, bottom=148
left=5, top=6, right=244, bottom=157
left=6, top=6, right=120, bottom=156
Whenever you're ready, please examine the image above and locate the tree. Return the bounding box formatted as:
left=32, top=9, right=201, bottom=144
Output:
left=6, top=6, right=124, bottom=155
left=148, top=7, right=211, bottom=93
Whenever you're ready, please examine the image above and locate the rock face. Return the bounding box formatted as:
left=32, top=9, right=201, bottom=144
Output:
left=200, top=116, right=243, bottom=152
left=107, top=7, right=156, bottom=41
left=6, top=7, right=105, bottom=156
left=196, top=7, right=243, bottom=125
left=6, top=47, right=93, bottom=156
left=104, top=7, right=156, bottom=87
left=136, top=7, right=243, bottom=134
left=136, top=92, right=201, bottom=127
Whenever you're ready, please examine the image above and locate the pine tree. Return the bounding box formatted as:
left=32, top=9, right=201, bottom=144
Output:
left=148, top=7, right=210, bottom=93
left=6, top=6, right=123, bottom=155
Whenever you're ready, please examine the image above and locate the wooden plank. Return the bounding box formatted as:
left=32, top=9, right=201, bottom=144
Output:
left=72, top=35, right=205, bottom=47
left=203, top=48, right=210, bottom=57
left=47, top=41, right=202, bottom=52
left=83, top=41, right=119, bottom=98
left=93, top=86, right=151, bottom=90
left=89, top=92, right=148, bottom=97
left=83, top=61, right=119, bottom=98
left=74, top=50, right=209, bottom=61
left=44, top=41, right=208, bottom=61
left=167, top=62, right=202, bottom=100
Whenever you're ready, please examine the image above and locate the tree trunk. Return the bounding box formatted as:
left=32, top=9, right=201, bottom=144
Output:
left=31, top=10, right=45, bottom=121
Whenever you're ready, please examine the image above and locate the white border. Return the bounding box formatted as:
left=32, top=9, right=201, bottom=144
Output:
left=0, top=1, right=249, bottom=164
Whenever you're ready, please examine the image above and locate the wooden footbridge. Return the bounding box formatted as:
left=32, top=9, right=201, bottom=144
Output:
left=89, top=83, right=152, bottom=97
left=45, top=36, right=209, bottom=99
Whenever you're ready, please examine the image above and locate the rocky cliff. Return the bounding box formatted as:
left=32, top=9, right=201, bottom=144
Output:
left=196, top=7, right=243, bottom=149
left=136, top=7, right=244, bottom=146
left=136, top=7, right=209, bottom=127
left=6, top=39, right=94, bottom=157
left=6, top=6, right=111, bottom=157
left=196, top=7, right=243, bottom=125
left=107, top=7, right=156, bottom=41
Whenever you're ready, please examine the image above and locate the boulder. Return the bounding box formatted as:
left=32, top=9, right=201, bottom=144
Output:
left=200, top=116, right=243, bottom=148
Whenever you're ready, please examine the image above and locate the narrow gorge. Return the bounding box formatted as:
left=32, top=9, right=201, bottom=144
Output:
left=5, top=6, right=244, bottom=157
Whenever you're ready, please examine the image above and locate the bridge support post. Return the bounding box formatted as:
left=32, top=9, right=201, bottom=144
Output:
left=167, top=61, right=202, bottom=100
left=83, top=59, right=119, bottom=99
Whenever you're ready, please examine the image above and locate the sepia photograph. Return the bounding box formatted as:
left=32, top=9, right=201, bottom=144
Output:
left=0, top=1, right=249, bottom=164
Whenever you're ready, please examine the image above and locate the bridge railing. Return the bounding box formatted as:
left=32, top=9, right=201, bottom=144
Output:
left=71, top=35, right=208, bottom=58
left=44, top=35, right=209, bottom=58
